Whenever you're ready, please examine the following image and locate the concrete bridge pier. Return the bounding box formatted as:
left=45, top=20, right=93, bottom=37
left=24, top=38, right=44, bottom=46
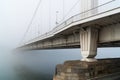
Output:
left=80, top=27, right=98, bottom=62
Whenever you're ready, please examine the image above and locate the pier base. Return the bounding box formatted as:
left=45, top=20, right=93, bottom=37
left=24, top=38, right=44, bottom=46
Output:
left=53, top=58, right=120, bottom=80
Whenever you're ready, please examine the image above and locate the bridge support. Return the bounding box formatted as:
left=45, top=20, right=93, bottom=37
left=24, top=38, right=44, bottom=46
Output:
left=80, top=27, right=98, bottom=62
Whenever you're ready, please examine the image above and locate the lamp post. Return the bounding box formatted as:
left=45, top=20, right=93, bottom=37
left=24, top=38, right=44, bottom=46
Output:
left=56, top=11, right=59, bottom=25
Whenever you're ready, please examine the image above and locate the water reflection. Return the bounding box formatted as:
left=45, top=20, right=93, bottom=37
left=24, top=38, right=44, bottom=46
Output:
left=14, top=65, right=52, bottom=80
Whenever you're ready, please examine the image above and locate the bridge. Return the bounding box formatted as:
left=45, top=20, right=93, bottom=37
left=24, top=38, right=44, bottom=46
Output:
left=18, top=0, right=120, bottom=62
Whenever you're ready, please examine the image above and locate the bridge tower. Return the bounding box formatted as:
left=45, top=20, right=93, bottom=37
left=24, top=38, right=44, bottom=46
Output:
left=80, top=0, right=98, bottom=18
left=80, top=0, right=98, bottom=62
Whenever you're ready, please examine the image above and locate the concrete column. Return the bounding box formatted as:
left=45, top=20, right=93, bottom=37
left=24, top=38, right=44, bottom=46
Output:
left=80, top=27, right=98, bottom=62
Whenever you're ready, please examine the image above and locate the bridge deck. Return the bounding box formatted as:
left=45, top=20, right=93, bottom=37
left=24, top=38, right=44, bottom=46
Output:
left=19, top=6, right=120, bottom=50
left=27, top=7, right=120, bottom=45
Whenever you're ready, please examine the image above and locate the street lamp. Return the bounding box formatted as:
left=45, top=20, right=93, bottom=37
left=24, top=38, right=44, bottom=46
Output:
left=56, top=11, right=59, bottom=25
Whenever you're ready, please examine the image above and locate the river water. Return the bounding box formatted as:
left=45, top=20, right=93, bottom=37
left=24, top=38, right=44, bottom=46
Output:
left=0, top=48, right=120, bottom=80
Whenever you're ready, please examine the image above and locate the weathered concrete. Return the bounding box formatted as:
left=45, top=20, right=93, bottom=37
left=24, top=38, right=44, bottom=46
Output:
left=19, top=22, right=120, bottom=50
left=53, top=58, right=120, bottom=80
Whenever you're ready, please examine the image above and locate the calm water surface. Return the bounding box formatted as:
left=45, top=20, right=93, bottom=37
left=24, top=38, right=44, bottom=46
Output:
left=0, top=48, right=120, bottom=80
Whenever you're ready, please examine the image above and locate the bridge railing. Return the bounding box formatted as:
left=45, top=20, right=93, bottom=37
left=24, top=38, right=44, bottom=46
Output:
left=25, top=30, right=54, bottom=45
left=25, top=0, right=120, bottom=45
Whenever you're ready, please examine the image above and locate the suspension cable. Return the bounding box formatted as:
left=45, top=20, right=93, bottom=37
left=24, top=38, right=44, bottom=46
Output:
left=62, top=0, right=80, bottom=21
left=48, top=0, right=51, bottom=31
left=63, top=0, right=65, bottom=20
left=59, top=0, right=116, bottom=24
left=19, top=0, right=42, bottom=45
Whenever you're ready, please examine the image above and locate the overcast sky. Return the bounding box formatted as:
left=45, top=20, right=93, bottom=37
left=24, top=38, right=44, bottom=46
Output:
left=0, top=0, right=119, bottom=49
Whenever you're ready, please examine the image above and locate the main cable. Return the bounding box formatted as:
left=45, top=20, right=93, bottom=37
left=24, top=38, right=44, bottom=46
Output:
left=62, top=0, right=80, bottom=21
left=19, top=0, right=42, bottom=45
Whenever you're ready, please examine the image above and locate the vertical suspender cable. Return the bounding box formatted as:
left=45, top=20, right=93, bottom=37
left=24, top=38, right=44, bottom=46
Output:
left=60, top=0, right=80, bottom=23
left=38, top=24, right=40, bottom=36
left=49, top=0, right=51, bottom=31
left=63, top=0, right=65, bottom=20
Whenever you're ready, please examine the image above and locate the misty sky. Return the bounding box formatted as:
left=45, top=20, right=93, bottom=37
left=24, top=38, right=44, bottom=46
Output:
left=0, top=0, right=119, bottom=49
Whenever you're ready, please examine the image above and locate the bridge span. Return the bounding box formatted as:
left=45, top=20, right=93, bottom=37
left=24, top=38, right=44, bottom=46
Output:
left=19, top=0, right=120, bottom=62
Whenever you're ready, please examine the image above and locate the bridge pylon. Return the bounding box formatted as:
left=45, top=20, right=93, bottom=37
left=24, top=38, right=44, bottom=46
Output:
left=80, top=0, right=98, bottom=18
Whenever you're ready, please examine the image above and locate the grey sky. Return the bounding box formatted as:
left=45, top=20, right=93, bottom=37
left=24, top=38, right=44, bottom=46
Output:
left=0, top=0, right=39, bottom=48
left=0, top=0, right=119, bottom=49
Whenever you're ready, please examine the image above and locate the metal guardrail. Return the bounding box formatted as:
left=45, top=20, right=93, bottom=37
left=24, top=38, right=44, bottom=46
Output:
left=24, top=0, right=120, bottom=45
